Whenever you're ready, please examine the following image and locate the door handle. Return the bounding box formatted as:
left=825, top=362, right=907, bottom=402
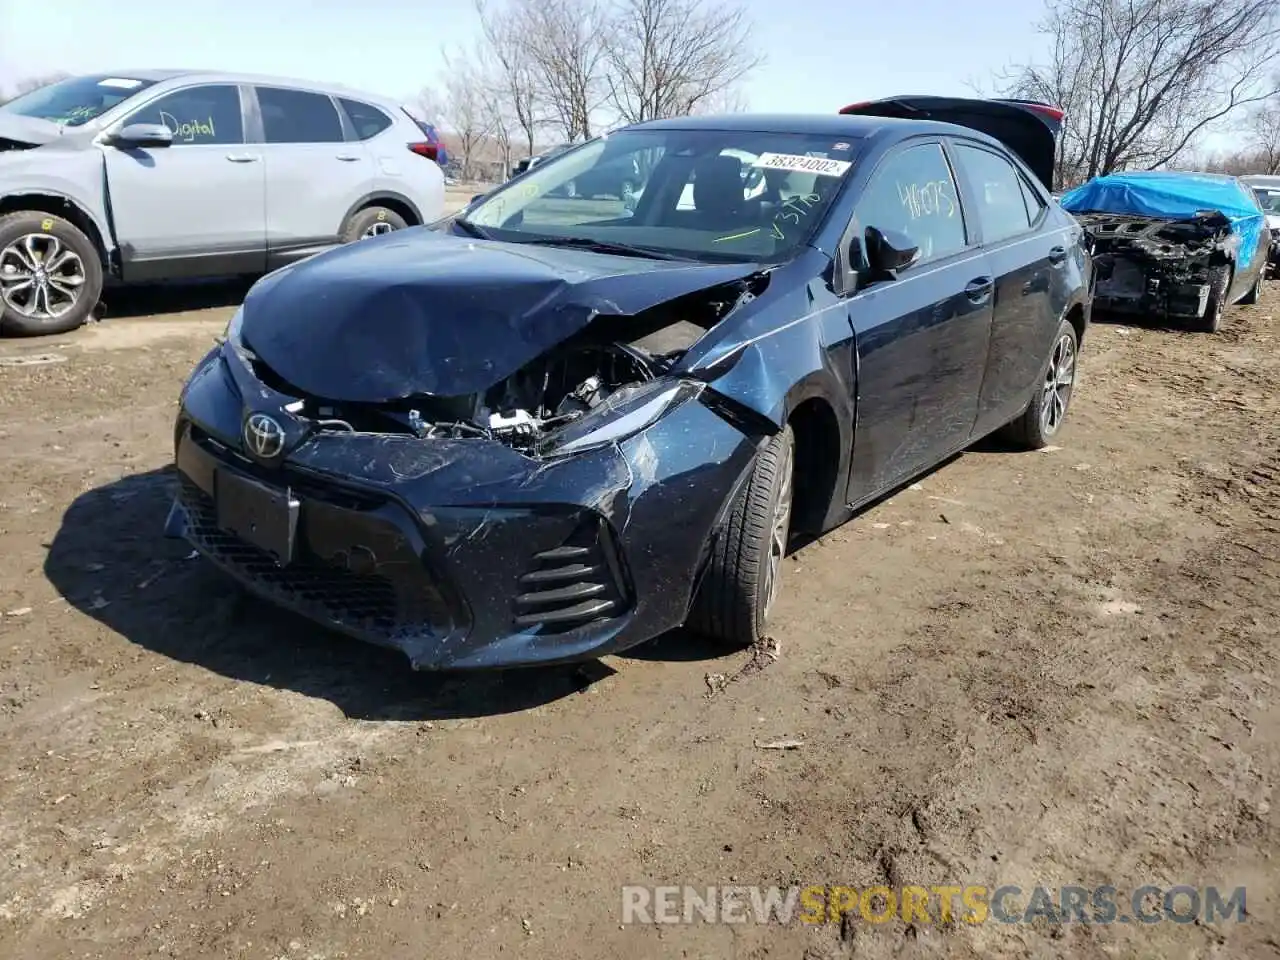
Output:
left=1048, top=245, right=1068, bottom=265
left=336, top=154, right=361, bottom=162
left=964, top=277, right=994, bottom=303
left=225, top=153, right=259, bottom=163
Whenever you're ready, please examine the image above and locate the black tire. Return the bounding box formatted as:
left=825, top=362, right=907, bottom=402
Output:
left=688, top=425, right=795, bottom=647
left=1240, top=269, right=1262, bottom=305
left=1198, top=264, right=1230, bottom=333
left=997, top=318, right=1079, bottom=450
left=0, top=211, right=103, bottom=336
left=341, top=205, right=409, bottom=243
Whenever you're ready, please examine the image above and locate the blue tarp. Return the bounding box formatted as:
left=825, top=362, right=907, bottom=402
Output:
left=1060, top=171, right=1264, bottom=266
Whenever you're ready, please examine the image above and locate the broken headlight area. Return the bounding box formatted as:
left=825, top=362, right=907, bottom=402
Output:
left=1076, top=211, right=1233, bottom=318
left=238, top=323, right=709, bottom=458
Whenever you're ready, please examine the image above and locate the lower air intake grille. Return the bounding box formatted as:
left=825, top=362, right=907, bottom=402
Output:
left=512, top=518, right=628, bottom=632
left=178, top=479, right=452, bottom=642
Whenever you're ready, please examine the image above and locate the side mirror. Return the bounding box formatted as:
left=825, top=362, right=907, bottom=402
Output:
left=109, top=123, right=173, bottom=148
left=864, top=226, right=920, bottom=276
left=470, top=193, right=488, bottom=205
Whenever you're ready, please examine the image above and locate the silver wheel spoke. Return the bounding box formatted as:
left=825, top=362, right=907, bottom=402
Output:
left=0, top=233, right=86, bottom=321
left=10, top=240, right=38, bottom=272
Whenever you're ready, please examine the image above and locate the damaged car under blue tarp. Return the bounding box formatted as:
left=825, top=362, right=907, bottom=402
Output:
left=1061, top=171, right=1268, bottom=331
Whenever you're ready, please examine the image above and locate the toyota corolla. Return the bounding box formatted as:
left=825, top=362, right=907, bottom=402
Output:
left=166, top=98, right=1092, bottom=670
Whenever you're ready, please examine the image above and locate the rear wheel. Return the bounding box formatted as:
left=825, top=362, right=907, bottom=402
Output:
left=0, top=211, right=103, bottom=336
left=688, top=425, right=795, bottom=647
left=341, top=205, right=409, bottom=242
left=998, top=318, right=1078, bottom=450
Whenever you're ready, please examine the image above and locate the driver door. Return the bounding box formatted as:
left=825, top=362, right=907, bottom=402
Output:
left=842, top=139, right=995, bottom=502
left=102, top=83, right=266, bottom=280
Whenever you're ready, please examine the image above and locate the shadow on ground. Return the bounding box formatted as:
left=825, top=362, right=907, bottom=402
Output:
left=100, top=278, right=254, bottom=319
left=44, top=469, right=620, bottom=721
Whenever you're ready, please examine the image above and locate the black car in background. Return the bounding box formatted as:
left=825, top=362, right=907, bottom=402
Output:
left=167, top=99, right=1092, bottom=670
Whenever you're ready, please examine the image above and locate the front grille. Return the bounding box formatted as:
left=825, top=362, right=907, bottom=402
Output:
left=512, top=518, right=629, bottom=632
left=178, top=478, right=453, bottom=642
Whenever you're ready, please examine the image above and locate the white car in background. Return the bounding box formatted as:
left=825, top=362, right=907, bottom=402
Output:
left=0, top=71, right=446, bottom=334
left=1240, top=174, right=1280, bottom=274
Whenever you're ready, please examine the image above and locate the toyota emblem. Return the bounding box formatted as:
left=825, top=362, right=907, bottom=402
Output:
left=244, top=412, right=286, bottom=459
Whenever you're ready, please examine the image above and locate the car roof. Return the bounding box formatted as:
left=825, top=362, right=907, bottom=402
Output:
left=626, top=111, right=1007, bottom=146
left=1240, top=174, right=1280, bottom=184
left=87, top=69, right=403, bottom=108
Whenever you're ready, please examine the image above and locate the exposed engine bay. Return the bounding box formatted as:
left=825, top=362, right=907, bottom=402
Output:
left=243, top=271, right=760, bottom=455
left=1074, top=210, right=1233, bottom=318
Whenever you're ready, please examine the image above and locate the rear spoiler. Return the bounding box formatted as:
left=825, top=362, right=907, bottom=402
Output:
left=837, top=96, right=1063, bottom=190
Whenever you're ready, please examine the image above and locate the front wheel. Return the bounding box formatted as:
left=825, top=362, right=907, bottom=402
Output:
left=688, top=425, right=795, bottom=647
left=341, top=205, right=408, bottom=242
left=1197, top=264, right=1230, bottom=332
left=998, top=319, right=1078, bottom=450
left=0, top=211, right=103, bottom=336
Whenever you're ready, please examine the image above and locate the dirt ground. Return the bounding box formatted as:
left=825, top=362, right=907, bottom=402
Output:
left=0, top=262, right=1278, bottom=959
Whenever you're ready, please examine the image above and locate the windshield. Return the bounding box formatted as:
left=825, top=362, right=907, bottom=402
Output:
left=0, top=75, right=157, bottom=127
left=464, top=128, right=858, bottom=262
left=1252, top=187, right=1280, bottom=213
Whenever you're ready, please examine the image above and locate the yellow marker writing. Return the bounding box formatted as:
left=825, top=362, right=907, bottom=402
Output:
left=713, top=228, right=762, bottom=243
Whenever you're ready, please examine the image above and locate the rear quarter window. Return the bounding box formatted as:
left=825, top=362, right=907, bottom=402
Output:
left=952, top=143, right=1033, bottom=244
left=339, top=98, right=392, bottom=140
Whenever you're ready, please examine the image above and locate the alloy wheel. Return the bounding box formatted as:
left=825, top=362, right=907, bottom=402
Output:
left=761, top=438, right=795, bottom=618
left=0, top=233, right=87, bottom=321
left=1039, top=331, right=1076, bottom=436
left=361, top=221, right=397, bottom=239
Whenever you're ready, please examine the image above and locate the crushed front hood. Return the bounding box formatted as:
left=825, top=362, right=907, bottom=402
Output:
left=239, top=229, right=762, bottom=402
left=0, top=112, right=64, bottom=146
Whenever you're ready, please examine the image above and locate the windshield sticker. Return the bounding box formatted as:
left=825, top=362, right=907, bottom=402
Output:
left=832, top=142, right=851, bottom=151
left=753, top=153, right=851, bottom=177
left=98, top=78, right=144, bottom=90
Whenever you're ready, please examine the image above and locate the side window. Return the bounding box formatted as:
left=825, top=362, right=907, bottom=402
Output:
left=123, top=84, right=243, bottom=145
left=256, top=87, right=344, bottom=144
left=339, top=98, right=392, bottom=140
left=1018, top=174, right=1047, bottom=222
left=853, top=142, right=966, bottom=263
left=952, top=143, right=1033, bottom=243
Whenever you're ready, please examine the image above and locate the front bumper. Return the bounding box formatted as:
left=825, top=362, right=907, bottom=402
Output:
left=166, top=347, right=760, bottom=669
left=1092, top=257, right=1212, bottom=319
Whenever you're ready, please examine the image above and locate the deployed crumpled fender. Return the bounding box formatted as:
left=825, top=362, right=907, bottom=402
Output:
left=238, top=230, right=766, bottom=403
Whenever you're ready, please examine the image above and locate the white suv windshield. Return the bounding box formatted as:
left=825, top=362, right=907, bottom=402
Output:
left=465, top=128, right=859, bottom=262
left=1, top=75, right=156, bottom=127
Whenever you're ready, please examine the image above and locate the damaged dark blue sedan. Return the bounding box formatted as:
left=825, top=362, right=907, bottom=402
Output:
left=166, top=98, right=1093, bottom=669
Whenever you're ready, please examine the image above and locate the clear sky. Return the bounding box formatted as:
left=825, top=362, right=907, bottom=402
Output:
left=0, top=0, right=1240, bottom=151
left=0, top=0, right=1046, bottom=111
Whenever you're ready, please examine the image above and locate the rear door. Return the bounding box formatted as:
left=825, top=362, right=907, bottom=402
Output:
left=102, top=82, right=266, bottom=279
left=947, top=138, right=1071, bottom=434
left=252, top=85, right=373, bottom=261
left=838, top=96, right=1062, bottom=190
left=841, top=139, right=995, bottom=501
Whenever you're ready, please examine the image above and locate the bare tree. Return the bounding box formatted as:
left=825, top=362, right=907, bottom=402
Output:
left=414, top=84, right=450, bottom=124
left=1001, top=0, right=1280, bottom=188
left=604, top=0, right=762, bottom=123
left=0, top=72, right=71, bottom=105
left=688, top=85, right=750, bottom=115
left=476, top=0, right=545, bottom=159
left=1248, top=96, right=1280, bottom=173
left=439, top=50, right=497, bottom=178
left=513, top=0, right=609, bottom=142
